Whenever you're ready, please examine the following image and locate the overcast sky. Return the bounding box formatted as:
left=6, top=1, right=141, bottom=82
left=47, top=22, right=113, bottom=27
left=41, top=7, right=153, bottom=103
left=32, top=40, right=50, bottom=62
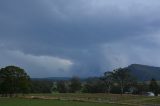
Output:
left=1, top=0, right=160, bottom=77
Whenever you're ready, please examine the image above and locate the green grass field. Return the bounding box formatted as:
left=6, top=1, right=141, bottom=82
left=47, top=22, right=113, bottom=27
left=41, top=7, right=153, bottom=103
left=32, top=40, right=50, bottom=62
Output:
left=1, top=94, right=160, bottom=106
left=0, top=98, right=125, bottom=106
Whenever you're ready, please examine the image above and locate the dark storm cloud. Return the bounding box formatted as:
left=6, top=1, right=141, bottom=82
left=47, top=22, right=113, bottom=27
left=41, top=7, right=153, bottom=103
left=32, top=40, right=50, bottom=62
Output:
left=1, top=0, right=160, bottom=77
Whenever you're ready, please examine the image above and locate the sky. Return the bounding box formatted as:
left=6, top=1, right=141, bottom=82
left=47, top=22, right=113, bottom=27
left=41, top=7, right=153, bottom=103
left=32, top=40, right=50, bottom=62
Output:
left=1, top=0, right=160, bottom=78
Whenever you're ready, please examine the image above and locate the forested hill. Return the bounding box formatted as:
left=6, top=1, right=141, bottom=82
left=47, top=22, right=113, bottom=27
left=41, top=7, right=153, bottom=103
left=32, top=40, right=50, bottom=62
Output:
left=32, top=64, right=160, bottom=81
left=127, top=64, right=160, bottom=81
left=31, top=77, right=71, bottom=81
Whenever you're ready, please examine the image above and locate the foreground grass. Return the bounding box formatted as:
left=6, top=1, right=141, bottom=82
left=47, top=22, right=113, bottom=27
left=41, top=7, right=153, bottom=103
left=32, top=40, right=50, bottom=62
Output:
left=1, top=93, right=160, bottom=106
left=0, top=98, right=127, bottom=106
left=26, top=93, right=155, bottom=103
left=27, top=93, right=160, bottom=105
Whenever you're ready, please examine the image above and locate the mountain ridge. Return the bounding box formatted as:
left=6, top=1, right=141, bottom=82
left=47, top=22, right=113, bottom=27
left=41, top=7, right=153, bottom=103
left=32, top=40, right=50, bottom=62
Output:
left=31, top=64, right=160, bottom=81
left=126, top=64, right=160, bottom=81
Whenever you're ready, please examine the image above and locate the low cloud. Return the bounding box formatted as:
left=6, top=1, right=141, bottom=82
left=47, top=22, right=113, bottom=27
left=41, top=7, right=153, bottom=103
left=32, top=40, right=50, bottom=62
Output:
left=0, top=50, right=73, bottom=77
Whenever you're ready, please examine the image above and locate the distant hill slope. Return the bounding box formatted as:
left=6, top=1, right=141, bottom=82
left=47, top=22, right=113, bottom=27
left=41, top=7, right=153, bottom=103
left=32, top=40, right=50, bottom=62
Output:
left=32, top=77, right=71, bottom=81
left=31, top=77, right=87, bottom=81
left=126, top=64, right=160, bottom=81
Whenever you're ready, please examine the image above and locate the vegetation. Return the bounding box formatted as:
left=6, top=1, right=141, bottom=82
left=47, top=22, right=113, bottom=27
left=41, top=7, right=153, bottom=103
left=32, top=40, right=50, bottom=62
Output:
left=1, top=64, right=160, bottom=106
left=82, top=77, right=106, bottom=93
left=0, top=65, right=158, bottom=97
left=101, top=72, right=113, bottom=93
left=111, top=68, right=134, bottom=95
left=30, top=80, right=52, bottom=93
left=57, top=80, right=68, bottom=93
left=149, top=78, right=159, bottom=96
left=69, top=76, right=81, bottom=93
left=0, top=66, right=30, bottom=97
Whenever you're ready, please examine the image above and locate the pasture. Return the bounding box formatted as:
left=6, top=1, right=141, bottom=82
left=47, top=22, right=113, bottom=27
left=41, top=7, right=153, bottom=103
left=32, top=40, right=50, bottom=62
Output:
left=1, top=93, right=160, bottom=106
left=0, top=98, right=124, bottom=106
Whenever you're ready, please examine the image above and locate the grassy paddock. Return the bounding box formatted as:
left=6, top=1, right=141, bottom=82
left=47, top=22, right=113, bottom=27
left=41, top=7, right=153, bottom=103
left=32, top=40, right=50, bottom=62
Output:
left=25, top=93, right=156, bottom=102
left=25, top=93, right=160, bottom=105
left=1, top=94, right=160, bottom=106
left=0, top=98, right=127, bottom=106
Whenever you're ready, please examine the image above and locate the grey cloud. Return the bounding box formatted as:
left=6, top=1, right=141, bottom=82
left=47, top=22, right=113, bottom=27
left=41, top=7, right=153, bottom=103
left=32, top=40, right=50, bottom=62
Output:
left=0, top=0, right=160, bottom=77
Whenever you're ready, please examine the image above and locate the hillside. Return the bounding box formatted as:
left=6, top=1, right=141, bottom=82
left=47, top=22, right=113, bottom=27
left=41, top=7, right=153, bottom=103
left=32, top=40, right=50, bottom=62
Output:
left=32, top=64, right=160, bottom=81
left=126, top=64, right=160, bottom=81
left=31, top=77, right=71, bottom=81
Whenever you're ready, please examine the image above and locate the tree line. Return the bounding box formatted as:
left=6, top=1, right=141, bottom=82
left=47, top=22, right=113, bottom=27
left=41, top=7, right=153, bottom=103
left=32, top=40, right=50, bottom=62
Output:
left=52, top=68, right=160, bottom=96
left=0, top=65, right=159, bottom=97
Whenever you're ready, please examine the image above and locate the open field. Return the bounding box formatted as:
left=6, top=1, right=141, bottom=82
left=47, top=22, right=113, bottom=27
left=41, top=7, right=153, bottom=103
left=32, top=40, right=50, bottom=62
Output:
left=26, top=93, right=160, bottom=104
left=1, top=94, right=160, bottom=106
left=0, top=98, right=126, bottom=106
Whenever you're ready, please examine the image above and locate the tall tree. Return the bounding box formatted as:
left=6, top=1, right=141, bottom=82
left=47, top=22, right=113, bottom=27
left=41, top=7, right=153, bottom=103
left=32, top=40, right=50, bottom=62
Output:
left=57, top=81, right=68, bottom=93
left=82, top=77, right=106, bottom=93
left=101, top=71, right=113, bottom=93
left=112, top=68, right=131, bottom=95
left=0, top=66, right=30, bottom=97
left=69, top=76, right=81, bottom=93
left=30, top=80, right=52, bottom=93
left=149, top=78, right=159, bottom=96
